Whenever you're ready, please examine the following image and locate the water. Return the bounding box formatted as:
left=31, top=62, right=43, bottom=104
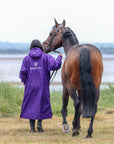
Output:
left=0, top=54, right=114, bottom=91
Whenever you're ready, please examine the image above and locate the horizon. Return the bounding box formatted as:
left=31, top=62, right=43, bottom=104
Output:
left=0, top=41, right=114, bottom=55
left=0, top=41, right=114, bottom=44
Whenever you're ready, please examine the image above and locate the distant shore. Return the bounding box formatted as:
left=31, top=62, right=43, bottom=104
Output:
left=7, top=81, right=114, bottom=86
left=0, top=57, right=114, bottom=61
left=0, top=57, right=24, bottom=60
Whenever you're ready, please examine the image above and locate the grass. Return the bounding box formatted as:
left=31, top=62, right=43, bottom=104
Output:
left=0, top=82, right=23, bottom=117
left=50, top=90, right=75, bottom=116
left=51, top=84, right=114, bottom=116
left=98, top=84, right=114, bottom=110
left=0, top=82, right=114, bottom=117
left=0, top=82, right=114, bottom=144
left=0, top=113, right=114, bottom=144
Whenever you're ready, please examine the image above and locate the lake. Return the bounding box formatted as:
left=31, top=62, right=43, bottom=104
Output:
left=0, top=54, right=114, bottom=91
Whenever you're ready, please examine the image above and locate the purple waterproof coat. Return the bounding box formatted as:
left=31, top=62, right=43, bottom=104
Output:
left=19, top=47, right=62, bottom=120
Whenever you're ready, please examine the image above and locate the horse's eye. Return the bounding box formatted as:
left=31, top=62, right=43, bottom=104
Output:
left=50, top=33, right=53, bottom=36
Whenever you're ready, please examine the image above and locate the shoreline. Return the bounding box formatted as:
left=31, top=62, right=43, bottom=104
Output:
left=0, top=57, right=114, bottom=61
left=3, top=81, right=114, bottom=86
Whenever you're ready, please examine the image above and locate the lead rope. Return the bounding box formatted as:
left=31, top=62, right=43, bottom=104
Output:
left=50, top=70, right=57, bottom=84
left=49, top=50, right=62, bottom=85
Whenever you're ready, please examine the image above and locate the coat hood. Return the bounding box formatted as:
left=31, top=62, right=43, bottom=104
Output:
left=29, top=47, right=42, bottom=59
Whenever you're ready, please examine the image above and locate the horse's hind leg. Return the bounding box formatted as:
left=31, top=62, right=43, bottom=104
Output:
left=61, top=86, right=70, bottom=132
left=76, top=90, right=82, bottom=130
left=68, top=88, right=80, bottom=136
left=86, top=116, right=95, bottom=138
left=86, top=88, right=99, bottom=138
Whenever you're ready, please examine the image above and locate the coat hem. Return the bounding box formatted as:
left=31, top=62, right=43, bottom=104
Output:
left=20, top=115, right=53, bottom=120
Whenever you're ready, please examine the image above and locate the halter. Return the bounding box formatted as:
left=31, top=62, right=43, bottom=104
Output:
left=43, top=24, right=63, bottom=84
left=43, top=24, right=63, bottom=53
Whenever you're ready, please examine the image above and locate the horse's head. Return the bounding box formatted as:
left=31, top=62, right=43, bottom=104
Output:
left=42, top=19, right=66, bottom=53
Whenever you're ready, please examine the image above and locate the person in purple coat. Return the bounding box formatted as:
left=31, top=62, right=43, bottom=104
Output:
left=19, top=39, right=62, bottom=132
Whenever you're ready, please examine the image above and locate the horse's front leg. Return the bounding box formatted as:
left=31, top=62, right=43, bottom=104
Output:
left=61, top=86, right=70, bottom=132
left=68, top=88, right=80, bottom=136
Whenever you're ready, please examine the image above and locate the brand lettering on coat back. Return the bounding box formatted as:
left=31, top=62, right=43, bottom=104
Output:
left=30, top=62, right=42, bottom=70
left=33, top=62, right=38, bottom=67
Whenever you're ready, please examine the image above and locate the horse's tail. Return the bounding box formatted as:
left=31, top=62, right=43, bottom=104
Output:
left=79, top=48, right=96, bottom=118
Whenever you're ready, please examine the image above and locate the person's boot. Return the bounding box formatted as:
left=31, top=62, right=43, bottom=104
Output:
left=37, top=120, right=44, bottom=132
left=29, top=119, right=35, bottom=132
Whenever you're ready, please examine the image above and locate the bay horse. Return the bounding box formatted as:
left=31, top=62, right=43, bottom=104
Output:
left=42, top=19, right=103, bottom=138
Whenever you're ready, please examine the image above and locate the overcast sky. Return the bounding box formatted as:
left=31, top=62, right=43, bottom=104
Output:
left=0, top=0, right=114, bottom=43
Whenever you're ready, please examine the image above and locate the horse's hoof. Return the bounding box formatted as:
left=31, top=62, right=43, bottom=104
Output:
left=72, top=129, right=79, bottom=137
left=86, top=135, right=92, bottom=138
left=62, top=124, right=70, bottom=133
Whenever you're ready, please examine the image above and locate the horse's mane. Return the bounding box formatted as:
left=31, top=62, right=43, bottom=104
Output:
left=63, top=27, right=79, bottom=44
left=52, top=25, right=79, bottom=44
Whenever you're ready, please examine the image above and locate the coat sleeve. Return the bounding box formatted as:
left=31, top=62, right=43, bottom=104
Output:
left=47, top=54, right=62, bottom=71
left=19, top=57, right=28, bottom=84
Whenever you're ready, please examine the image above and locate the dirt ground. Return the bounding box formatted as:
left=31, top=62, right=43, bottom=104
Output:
left=0, top=109, right=114, bottom=144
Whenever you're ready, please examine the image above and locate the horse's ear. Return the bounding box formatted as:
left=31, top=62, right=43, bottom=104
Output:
left=54, top=18, right=59, bottom=27
left=62, top=20, right=66, bottom=26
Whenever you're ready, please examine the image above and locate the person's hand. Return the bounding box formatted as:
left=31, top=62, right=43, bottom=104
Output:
left=59, top=53, right=63, bottom=57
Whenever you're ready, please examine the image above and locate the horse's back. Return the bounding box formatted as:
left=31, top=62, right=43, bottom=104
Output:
left=62, top=44, right=103, bottom=89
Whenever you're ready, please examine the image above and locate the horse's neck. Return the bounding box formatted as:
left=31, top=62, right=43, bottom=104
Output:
left=62, top=39, right=77, bottom=55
